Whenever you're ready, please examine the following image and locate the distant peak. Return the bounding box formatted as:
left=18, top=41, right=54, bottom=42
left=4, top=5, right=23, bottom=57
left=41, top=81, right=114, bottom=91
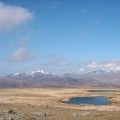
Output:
left=30, top=70, right=50, bottom=75
left=76, top=61, right=120, bottom=74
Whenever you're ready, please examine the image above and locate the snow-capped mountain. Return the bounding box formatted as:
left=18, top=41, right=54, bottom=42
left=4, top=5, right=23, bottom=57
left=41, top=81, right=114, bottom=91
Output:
left=76, top=62, right=120, bottom=74
left=62, top=61, right=120, bottom=87
left=1, top=62, right=120, bottom=88
left=3, top=69, right=111, bottom=88
left=13, top=70, right=50, bottom=77
left=6, top=70, right=53, bottom=80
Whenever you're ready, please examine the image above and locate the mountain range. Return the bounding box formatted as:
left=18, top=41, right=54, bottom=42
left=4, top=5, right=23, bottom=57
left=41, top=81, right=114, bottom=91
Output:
left=0, top=62, right=120, bottom=88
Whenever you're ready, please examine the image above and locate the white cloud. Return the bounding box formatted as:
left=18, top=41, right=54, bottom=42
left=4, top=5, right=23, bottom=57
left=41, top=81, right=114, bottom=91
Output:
left=12, top=48, right=33, bottom=62
left=0, top=2, right=33, bottom=29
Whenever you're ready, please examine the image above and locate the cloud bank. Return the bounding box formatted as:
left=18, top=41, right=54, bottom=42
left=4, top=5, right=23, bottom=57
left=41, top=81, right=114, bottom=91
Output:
left=0, top=2, right=33, bottom=29
left=12, top=49, right=33, bottom=62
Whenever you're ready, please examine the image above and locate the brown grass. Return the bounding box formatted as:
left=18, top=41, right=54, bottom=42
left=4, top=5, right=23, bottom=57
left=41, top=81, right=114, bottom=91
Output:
left=0, top=88, right=119, bottom=111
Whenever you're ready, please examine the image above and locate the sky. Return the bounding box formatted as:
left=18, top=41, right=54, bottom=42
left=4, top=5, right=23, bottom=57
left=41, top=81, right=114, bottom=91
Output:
left=0, top=0, right=120, bottom=75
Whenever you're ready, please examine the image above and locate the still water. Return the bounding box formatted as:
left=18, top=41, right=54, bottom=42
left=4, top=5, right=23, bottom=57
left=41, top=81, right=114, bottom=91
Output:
left=65, top=96, right=109, bottom=105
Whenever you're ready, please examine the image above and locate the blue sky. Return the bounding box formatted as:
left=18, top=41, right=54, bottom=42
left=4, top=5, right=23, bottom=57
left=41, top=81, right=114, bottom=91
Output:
left=0, top=0, right=120, bottom=75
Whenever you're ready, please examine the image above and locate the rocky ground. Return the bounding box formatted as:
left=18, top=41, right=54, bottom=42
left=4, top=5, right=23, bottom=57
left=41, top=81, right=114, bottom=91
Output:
left=0, top=104, right=120, bottom=120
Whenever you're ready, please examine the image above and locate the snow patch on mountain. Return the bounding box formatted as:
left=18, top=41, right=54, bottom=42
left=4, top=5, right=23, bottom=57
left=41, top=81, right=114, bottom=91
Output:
left=13, top=70, right=50, bottom=77
left=76, top=62, right=120, bottom=74
left=14, top=72, right=20, bottom=76
left=28, top=70, right=50, bottom=75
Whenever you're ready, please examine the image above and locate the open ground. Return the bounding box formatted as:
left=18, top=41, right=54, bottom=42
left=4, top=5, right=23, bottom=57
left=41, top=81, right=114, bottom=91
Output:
left=0, top=88, right=120, bottom=120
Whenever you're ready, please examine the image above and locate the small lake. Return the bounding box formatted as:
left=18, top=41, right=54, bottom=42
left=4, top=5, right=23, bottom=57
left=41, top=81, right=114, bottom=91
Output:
left=65, top=96, right=109, bottom=105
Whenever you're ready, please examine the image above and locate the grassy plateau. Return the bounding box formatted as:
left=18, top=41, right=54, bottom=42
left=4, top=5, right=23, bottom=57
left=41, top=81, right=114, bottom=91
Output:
left=0, top=88, right=119, bottom=120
